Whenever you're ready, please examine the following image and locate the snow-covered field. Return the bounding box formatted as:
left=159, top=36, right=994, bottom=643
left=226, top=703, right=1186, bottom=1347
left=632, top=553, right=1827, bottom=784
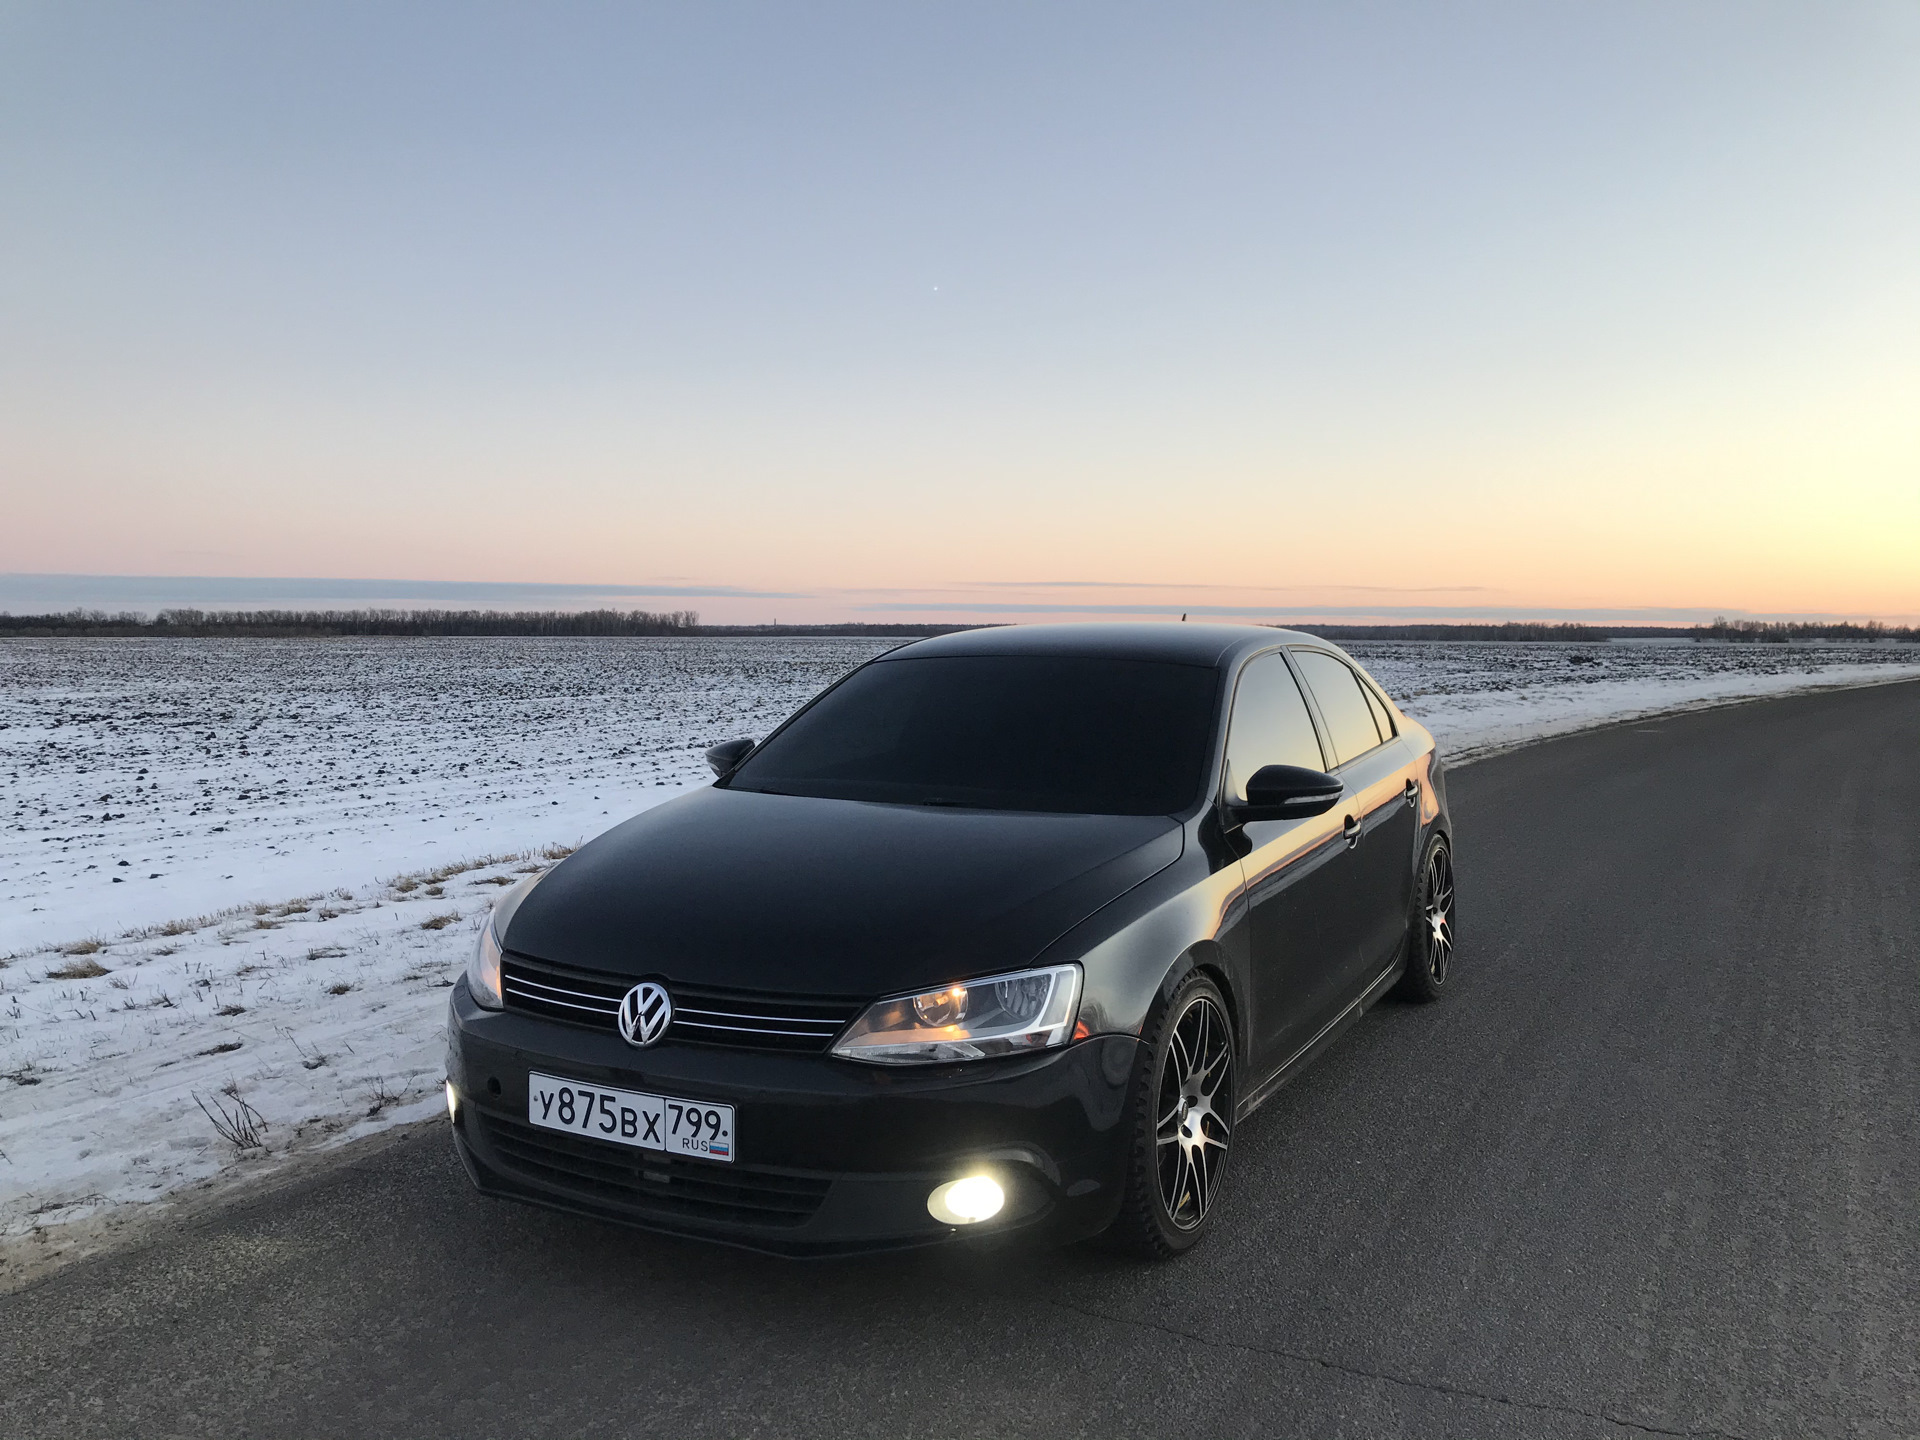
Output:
left=3, top=633, right=1917, bottom=1275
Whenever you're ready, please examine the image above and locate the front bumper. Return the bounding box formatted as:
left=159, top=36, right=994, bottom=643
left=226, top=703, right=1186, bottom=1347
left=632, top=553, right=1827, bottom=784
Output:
left=445, top=980, right=1140, bottom=1256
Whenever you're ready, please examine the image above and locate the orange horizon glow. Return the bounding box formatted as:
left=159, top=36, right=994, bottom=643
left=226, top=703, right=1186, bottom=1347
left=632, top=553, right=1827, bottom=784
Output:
left=3, top=8, right=1916, bottom=627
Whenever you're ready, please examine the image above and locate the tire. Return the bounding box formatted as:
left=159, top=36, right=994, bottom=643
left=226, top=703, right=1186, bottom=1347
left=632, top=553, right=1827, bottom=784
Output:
left=1393, top=835, right=1455, bottom=1003
left=1104, top=972, right=1237, bottom=1259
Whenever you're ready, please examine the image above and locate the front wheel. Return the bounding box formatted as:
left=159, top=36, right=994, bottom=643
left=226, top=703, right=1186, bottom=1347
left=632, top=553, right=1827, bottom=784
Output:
left=1394, top=836, right=1455, bottom=1003
left=1105, top=973, right=1236, bottom=1259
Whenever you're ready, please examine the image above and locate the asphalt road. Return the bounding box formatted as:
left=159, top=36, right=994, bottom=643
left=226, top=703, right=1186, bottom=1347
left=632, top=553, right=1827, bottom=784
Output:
left=6, top=680, right=1917, bottom=1440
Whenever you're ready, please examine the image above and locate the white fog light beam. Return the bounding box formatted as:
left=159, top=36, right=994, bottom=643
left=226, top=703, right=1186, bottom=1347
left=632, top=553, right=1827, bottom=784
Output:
left=927, top=1174, right=1005, bottom=1225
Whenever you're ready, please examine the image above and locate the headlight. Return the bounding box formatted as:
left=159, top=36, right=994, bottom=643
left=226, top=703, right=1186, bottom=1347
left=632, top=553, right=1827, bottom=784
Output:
left=463, top=868, right=549, bottom=1009
left=466, top=914, right=504, bottom=1009
left=832, top=964, right=1082, bottom=1065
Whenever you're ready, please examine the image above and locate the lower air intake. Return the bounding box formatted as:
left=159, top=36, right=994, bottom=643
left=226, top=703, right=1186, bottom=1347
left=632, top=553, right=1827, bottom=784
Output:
left=478, top=1113, right=831, bottom=1229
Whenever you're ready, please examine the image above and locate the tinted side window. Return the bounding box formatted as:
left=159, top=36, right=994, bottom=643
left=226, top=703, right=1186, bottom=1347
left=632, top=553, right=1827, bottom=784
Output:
left=1291, top=650, right=1384, bottom=766
left=1223, top=653, right=1325, bottom=802
left=1361, top=681, right=1395, bottom=740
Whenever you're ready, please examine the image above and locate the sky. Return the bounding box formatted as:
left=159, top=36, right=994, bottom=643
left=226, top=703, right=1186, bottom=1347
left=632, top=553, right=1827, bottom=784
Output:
left=2, top=2, right=1917, bottom=625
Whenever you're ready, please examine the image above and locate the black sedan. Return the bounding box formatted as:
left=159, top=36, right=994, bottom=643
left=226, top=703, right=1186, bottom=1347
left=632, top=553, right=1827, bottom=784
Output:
left=446, top=623, right=1455, bottom=1258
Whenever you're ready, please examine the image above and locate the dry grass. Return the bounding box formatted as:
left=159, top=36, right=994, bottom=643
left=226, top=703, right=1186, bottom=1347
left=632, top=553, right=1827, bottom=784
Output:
left=365, top=1076, right=403, bottom=1117
left=387, top=852, right=527, bottom=894
left=385, top=848, right=565, bottom=898
left=325, top=982, right=354, bottom=996
left=419, top=913, right=459, bottom=932
left=47, top=957, right=111, bottom=980
left=195, top=1090, right=267, bottom=1150
left=128, top=907, right=252, bottom=941
left=114, top=895, right=327, bottom=949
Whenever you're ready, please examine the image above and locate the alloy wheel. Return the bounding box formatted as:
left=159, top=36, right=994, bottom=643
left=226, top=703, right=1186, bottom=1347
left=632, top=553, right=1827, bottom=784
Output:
left=1155, top=993, right=1233, bottom=1230
left=1424, top=844, right=1455, bottom=984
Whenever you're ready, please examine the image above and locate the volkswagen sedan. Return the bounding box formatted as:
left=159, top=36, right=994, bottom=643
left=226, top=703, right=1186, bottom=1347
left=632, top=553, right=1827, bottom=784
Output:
left=446, top=623, right=1455, bottom=1257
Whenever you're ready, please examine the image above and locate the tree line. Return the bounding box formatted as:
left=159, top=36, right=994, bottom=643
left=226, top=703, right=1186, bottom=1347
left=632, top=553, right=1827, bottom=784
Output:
left=1290, top=622, right=1620, bottom=642
left=1, top=609, right=1911, bottom=642
left=1690, top=617, right=1917, bottom=644
left=0, top=608, right=703, bottom=637
left=0, top=608, right=978, bottom=638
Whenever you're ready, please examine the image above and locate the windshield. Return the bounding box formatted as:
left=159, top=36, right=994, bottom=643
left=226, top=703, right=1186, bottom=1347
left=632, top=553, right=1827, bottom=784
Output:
left=726, top=654, right=1219, bottom=815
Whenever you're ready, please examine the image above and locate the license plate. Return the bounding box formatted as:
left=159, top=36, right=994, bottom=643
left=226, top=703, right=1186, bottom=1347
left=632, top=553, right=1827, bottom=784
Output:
left=527, top=1071, right=734, bottom=1163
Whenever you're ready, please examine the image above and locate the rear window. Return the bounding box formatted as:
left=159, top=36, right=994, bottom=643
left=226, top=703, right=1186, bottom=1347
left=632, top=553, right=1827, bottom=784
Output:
left=726, top=655, right=1219, bottom=815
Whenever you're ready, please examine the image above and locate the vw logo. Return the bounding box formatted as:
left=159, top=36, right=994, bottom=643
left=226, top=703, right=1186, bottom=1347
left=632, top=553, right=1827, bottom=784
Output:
left=618, top=981, right=673, bottom=1048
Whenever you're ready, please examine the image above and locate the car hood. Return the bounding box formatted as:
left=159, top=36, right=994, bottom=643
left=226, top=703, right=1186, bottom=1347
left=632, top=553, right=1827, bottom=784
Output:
left=502, top=785, right=1183, bottom=997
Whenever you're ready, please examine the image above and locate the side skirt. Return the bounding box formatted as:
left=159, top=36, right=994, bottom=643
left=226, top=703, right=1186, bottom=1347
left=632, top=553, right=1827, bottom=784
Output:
left=1234, top=955, right=1406, bottom=1122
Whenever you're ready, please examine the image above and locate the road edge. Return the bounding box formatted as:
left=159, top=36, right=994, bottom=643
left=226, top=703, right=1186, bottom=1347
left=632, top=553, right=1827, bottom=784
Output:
left=0, top=1112, right=448, bottom=1296
left=1437, top=668, right=1920, bottom=770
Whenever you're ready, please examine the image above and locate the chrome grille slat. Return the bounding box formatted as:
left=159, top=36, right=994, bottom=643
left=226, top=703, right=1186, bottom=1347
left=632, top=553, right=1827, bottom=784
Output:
left=674, top=1019, right=844, bottom=1038
left=676, top=1006, right=844, bottom=1026
left=501, top=986, right=618, bottom=1016
left=499, top=956, right=862, bottom=1052
left=508, top=974, right=621, bottom=1004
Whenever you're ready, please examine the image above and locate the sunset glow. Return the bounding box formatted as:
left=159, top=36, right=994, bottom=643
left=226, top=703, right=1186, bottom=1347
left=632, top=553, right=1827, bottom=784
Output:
left=3, top=5, right=1916, bottom=625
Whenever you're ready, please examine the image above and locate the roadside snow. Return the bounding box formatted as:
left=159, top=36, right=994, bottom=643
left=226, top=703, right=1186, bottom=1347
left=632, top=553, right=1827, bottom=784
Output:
left=1347, top=640, right=1920, bottom=763
left=0, top=855, right=548, bottom=1252
left=2, top=634, right=1917, bottom=1266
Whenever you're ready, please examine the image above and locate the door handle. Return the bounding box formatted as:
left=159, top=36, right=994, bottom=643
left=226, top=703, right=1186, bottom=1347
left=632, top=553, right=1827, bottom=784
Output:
left=1404, top=779, right=1419, bottom=808
left=1342, top=813, right=1362, bottom=849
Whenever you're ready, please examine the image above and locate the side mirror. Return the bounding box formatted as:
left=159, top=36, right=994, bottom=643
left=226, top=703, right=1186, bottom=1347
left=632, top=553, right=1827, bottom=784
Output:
left=705, top=736, right=756, bottom=776
left=1231, top=764, right=1343, bottom=823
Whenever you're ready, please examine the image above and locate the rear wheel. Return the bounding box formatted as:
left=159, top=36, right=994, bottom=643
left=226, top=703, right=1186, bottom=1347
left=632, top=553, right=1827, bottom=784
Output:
left=1106, top=973, right=1236, bottom=1258
left=1394, top=836, right=1455, bottom=1003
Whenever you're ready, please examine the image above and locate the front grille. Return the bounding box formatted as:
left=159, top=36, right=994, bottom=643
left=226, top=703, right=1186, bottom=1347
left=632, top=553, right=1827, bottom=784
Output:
left=669, top=985, right=862, bottom=1051
left=500, top=955, right=863, bottom=1053
left=477, top=1113, right=831, bottom=1229
left=502, top=957, right=625, bottom=1028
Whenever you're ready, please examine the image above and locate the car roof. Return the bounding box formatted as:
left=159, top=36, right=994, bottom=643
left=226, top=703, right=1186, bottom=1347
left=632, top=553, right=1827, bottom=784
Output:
left=879, top=622, right=1323, bottom=669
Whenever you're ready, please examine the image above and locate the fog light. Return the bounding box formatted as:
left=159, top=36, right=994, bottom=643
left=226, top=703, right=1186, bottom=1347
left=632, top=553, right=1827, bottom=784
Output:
left=928, top=1174, right=1005, bottom=1225
left=445, top=1081, right=458, bottom=1122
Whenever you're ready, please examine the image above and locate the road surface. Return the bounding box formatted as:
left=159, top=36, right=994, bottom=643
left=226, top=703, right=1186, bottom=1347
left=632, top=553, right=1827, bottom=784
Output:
left=5, top=679, right=1917, bottom=1439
